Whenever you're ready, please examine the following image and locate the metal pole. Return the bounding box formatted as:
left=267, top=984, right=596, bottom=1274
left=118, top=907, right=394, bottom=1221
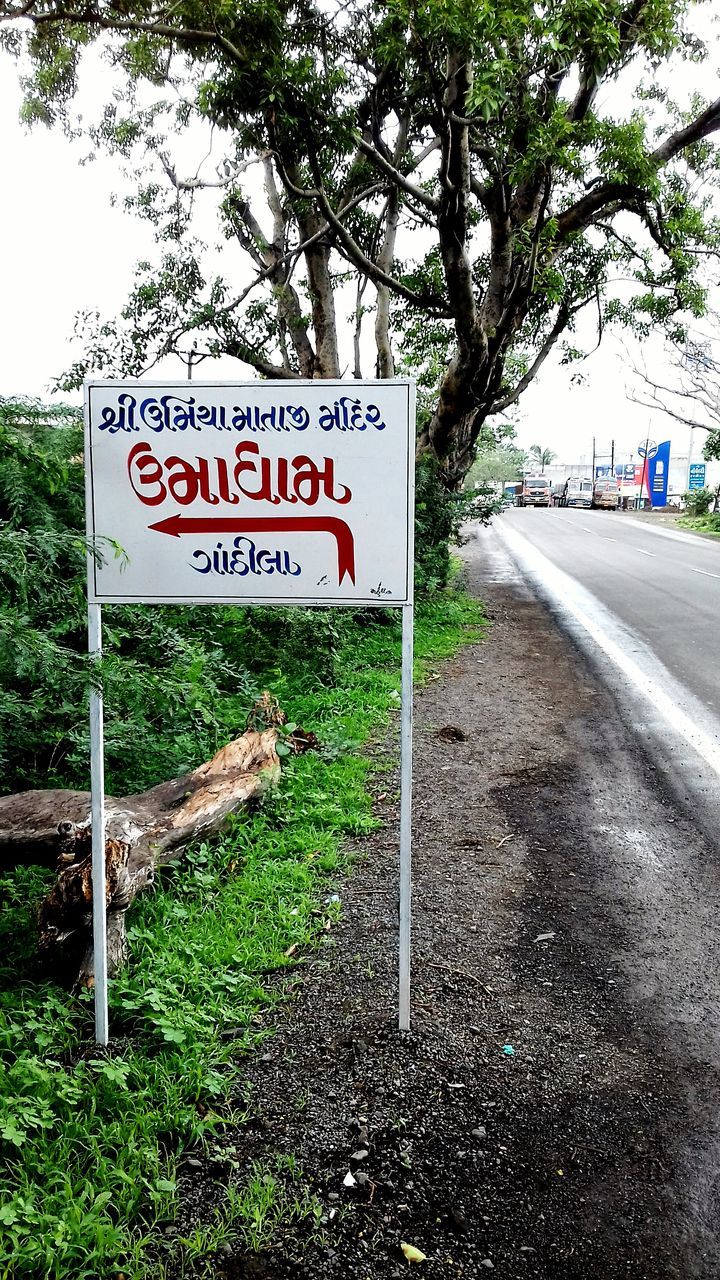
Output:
left=89, top=603, right=109, bottom=1046
left=398, top=601, right=414, bottom=1031
left=687, top=423, right=694, bottom=490
left=642, top=429, right=651, bottom=507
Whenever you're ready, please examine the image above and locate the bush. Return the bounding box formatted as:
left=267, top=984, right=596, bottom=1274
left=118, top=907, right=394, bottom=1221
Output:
left=0, top=399, right=490, bottom=795
left=0, top=400, right=371, bottom=795
left=414, top=457, right=499, bottom=592
left=682, top=487, right=714, bottom=516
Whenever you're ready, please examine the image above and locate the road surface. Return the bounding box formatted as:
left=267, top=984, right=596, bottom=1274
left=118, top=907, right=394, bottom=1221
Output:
left=461, top=517, right=720, bottom=1274
left=491, top=507, right=720, bottom=847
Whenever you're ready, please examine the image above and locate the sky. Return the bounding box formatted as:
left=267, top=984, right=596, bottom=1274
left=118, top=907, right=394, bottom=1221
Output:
left=0, top=23, right=718, bottom=468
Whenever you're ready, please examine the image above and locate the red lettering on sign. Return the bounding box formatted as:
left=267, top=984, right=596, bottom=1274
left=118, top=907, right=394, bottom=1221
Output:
left=126, top=442, right=353, bottom=508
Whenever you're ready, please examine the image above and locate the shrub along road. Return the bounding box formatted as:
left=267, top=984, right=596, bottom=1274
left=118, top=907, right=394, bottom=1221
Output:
left=177, top=529, right=720, bottom=1279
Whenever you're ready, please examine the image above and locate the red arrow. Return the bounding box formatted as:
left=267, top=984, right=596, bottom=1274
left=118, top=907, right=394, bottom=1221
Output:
left=148, top=513, right=356, bottom=585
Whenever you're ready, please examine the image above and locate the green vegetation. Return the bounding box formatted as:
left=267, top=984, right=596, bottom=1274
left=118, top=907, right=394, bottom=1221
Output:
left=0, top=396, right=475, bottom=796
left=0, top=395, right=485, bottom=1277
left=6, top=2, right=720, bottom=485
left=678, top=513, right=720, bottom=537
left=680, top=487, right=716, bottom=518
left=0, top=589, right=483, bottom=1279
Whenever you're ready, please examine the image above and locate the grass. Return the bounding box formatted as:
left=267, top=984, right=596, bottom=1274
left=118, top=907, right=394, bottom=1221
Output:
left=678, top=512, right=720, bottom=537
left=0, top=590, right=484, bottom=1279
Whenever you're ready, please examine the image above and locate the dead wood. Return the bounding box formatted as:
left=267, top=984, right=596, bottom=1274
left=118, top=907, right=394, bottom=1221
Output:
left=0, top=728, right=280, bottom=984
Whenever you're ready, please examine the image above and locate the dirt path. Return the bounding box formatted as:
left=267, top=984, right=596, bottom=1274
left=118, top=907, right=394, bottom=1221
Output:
left=175, top=530, right=720, bottom=1279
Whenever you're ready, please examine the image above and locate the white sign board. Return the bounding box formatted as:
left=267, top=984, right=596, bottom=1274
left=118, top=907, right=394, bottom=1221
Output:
left=85, top=380, right=415, bottom=607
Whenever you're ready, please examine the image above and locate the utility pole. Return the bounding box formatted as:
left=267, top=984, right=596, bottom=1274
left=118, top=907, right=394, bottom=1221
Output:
left=179, top=342, right=209, bottom=381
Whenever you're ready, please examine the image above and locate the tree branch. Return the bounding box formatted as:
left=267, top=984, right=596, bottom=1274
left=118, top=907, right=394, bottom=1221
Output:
left=5, top=4, right=251, bottom=66
left=492, top=296, right=589, bottom=411
left=357, top=135, right=439, bottom=212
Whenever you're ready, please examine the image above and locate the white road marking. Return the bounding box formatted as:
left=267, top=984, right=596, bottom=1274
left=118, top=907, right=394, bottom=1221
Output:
left=497, top=520, right=720, bottom=783
left=635, top=549, right=656, bottom=558
left=690, top=567, right=720, bottom=580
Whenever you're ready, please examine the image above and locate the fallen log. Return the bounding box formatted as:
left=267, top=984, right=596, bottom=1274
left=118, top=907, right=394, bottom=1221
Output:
left=0, top=727, right=281, bottom=984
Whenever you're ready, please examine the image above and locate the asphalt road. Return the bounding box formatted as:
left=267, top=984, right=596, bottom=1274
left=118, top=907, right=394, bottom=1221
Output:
left=488, top=507, right=720, bottom=847
left=504, top=507, right=720, bottom=713
left=464, top=518, right=720, bottom=1274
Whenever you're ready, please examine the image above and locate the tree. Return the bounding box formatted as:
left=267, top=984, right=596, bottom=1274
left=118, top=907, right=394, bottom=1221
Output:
left=630, top=318, right=720, bottom=461
left=529, top=445, right=557, bottom=472
left=3, top=0, right=720, bottom=486
left=468, top=441, right=529, bottom=488
left=631, top=320, right=720, bottom=433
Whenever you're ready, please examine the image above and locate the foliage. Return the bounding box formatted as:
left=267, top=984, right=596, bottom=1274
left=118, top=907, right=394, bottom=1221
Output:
left=678, top=511, right=720, bottom=534
left=3, top=0, right=720, bottom=484
left=414, top=457, right=499, bottom=593
left=0, top=396, right=473, bottom=795
left=0, top=397, right=264, bottom=794
left=704, top=429, right=720, bottom=461
left=682, top=485, right=714, bottom=515
left=528, top=445, right=557, bottom=473
left=467, top=440, right=529, bottom=488
left=0, top=585, right=484, bottom=1278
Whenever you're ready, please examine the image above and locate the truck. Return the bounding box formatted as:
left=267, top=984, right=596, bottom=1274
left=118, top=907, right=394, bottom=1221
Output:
left=563, top=477, right=593, bottom=509
left=520, top=475, right=552, bottom=507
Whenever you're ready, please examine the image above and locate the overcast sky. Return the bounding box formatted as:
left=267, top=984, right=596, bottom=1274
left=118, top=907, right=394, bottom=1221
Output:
left=1, top=27, right=718, bottom=466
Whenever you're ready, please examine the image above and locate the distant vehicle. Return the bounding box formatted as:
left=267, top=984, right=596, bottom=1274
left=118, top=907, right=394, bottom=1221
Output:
left=520, top=475, right=551, bottom=507
left=564, top=477, right=593, bottom=509
left=502, top=482, right=522, bottom=507
left=550, top=483, right=565, bottom=507
left=592, top=478, right=620, bottom=510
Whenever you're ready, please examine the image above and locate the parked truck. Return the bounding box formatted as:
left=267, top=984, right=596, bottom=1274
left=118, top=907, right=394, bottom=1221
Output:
left=520, top=475, right=552, bottom=507
left=563, top=477, right=593, bottom=509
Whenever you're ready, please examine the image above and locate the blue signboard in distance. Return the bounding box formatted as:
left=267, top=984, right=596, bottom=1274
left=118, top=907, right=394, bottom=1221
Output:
left=648, top=440, right=670, bottom=506
left=688, top=462, right=707, bottom=490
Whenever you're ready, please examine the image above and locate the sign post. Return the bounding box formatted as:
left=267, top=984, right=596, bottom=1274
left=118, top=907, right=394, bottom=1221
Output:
left=85, top=379, right=416, bottom=1044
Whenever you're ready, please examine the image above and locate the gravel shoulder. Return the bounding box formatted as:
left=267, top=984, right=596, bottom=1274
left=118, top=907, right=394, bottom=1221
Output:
left=174, top=529, right=720, bottom=1280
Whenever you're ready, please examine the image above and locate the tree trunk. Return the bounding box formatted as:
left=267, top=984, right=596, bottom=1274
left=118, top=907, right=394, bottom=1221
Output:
left=0, top=728, right=280, bottom=985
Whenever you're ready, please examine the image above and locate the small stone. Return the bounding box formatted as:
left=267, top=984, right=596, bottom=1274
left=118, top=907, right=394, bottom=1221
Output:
left=328, top=1192, right=340, bottom=1202
left=472, top=1127, right=487, bottom=1139
left=351, top=1148, right=370, bottom=1163
left=481, top=1261, right=494, bottom=1270
left=186, top=1157, right=203, bottom=1170
left=219, top=1243, right=233, bottom=1257
left=355, top=1171, right=370, bottom=1186
left=448, top=1205, right=468, bottom=1232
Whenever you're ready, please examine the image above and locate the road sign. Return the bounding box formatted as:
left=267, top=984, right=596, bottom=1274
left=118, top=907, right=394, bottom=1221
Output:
left=688, top=463, right=707, bottom=490
left=85, top=380, right=417, bottom=1043
left=86, top=381, right=414, bottom=606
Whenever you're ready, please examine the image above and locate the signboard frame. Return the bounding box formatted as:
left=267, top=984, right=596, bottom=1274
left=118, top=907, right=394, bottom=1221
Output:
left=84, top=378, right=416, bottom=1043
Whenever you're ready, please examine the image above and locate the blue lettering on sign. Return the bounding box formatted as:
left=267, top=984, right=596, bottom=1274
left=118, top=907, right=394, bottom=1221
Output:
left=190, top=538, right=302, bottom=578
left=97, top=394, right=387, bottom=434
left=318, top=396, right=386, bottom=432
